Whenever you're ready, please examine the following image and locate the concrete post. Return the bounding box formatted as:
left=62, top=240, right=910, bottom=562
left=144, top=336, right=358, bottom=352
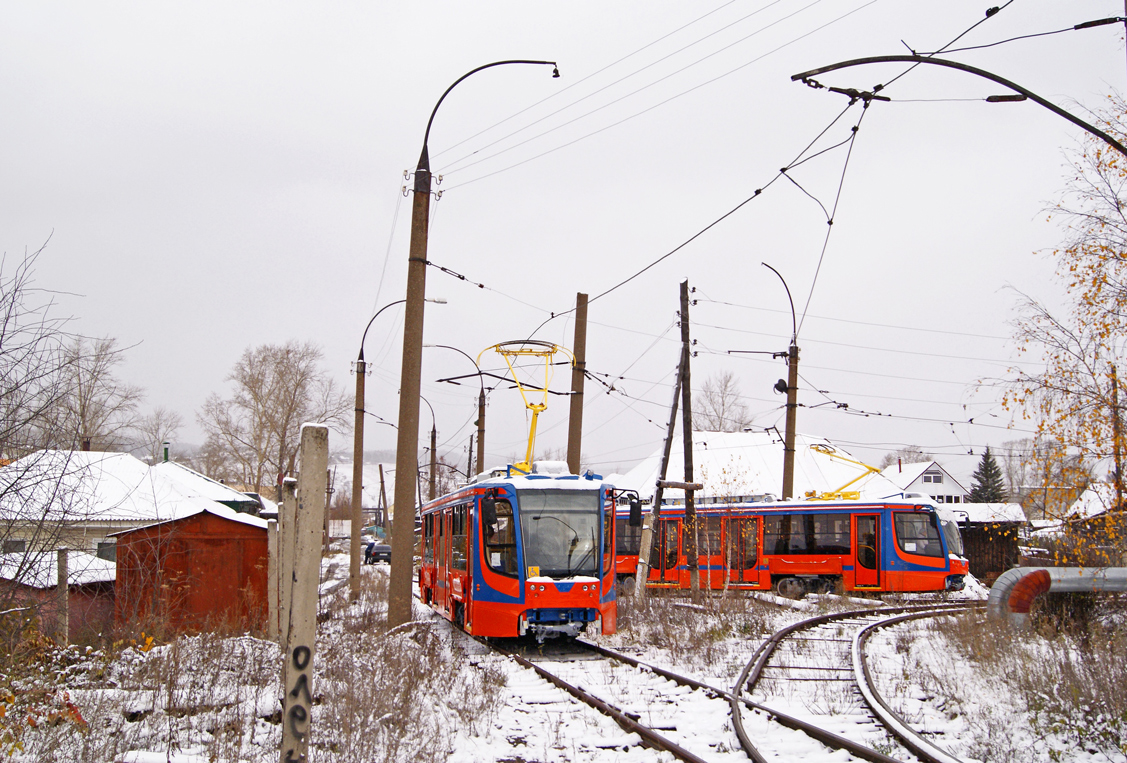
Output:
left=477, top=389, right=486, bottom=475
left=351, top=358, right=366, bottom=601
left=56, top=548, right=68, bottom=646
left=280, top=424, right=328, bottom=763
left=782, top=343, right=799, bottom=500
left=267, top=519, right=278, bottom=642
left=278, top=477, right=297, bottom=694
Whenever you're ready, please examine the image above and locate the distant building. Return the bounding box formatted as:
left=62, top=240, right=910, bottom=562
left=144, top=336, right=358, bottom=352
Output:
left=879, top=461, right=969, bottom=505
left=949, top=502, right=1027, bottom=585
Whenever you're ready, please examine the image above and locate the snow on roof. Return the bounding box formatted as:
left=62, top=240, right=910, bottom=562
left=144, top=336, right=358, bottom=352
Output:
left=951, top=502, right=1027, bottom=524
left=1068, top=482, right=1117, bottom=519
left=0, top=450, right=229, bottom=524
left=0, top=549, right=115, bottom=588
left=614, top=431, right=903, bottom=501
left=150, top=461, right=261, bottom=507
left=112, top=500, right=269, bottom=536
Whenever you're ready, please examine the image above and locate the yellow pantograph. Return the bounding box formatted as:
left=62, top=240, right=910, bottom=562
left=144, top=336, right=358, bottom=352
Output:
left=804, top=443, right=882, bottom=501
left=479, top=340, right=575, bottom=475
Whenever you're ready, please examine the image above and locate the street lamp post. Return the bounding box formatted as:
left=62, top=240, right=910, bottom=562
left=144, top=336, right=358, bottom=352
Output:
left=420, top=395, right=437, bottom=501
left=762, top=264, right=799, bottom=500
left=351, top=298, right=442, bottom=601
left=426, top=343, right=487, bottom=478
left=388, top=60, right=559, bottom=628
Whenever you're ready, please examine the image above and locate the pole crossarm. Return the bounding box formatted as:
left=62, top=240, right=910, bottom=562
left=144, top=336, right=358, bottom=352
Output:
left=791, top=54, right=1127, bottom=157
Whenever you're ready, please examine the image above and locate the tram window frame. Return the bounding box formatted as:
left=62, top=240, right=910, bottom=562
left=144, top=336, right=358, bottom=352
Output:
left=893, top=511, right=944, bottom=558
left=699, top=516, right=723, bottom=558
left=616, top=517, right=642, bottom=555
left=451, top=504, right=469, bottom=571
left=423, top=514, right=434, bottom=564
left=484, top=498, right=518, bottom=576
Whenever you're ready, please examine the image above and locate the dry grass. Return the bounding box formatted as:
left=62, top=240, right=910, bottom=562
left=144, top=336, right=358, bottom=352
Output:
left=0, top=558, right=506, bottom=762
left=911, top=595, right=1127, bottom=762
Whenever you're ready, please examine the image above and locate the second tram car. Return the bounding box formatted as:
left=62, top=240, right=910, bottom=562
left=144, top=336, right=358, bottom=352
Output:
left=419, top=467, right=618, bottom=640
left=615, top=499, right=968, bottom=597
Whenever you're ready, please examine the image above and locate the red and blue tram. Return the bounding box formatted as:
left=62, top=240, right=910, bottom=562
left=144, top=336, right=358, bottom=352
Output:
left=419, top=469, right=618, bottom=639
left=614, top=499, right=969, bottom=598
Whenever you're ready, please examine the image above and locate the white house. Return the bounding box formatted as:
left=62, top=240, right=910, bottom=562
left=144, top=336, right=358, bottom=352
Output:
left=879, top=460, right=969, bottom=504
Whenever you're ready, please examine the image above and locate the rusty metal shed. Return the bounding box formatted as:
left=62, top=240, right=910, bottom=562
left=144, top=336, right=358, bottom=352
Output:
left=112, top=506, right=268, bottom=633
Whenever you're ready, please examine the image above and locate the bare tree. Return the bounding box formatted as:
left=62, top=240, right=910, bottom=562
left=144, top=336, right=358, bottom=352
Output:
left=33, top=336, right=144, bottom=451
left=879, top=445, right=933, bottom=470
left=694, top=371, right=750, bottom=432
left=197, top=341, right=352, bottom=495
left=133, top=406, right=184, bottom=463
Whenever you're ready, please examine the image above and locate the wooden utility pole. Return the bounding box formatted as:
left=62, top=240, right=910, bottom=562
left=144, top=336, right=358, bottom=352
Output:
left=279, top=424, right=328, bottom=763
left=634, top=344, right=684, bottom=599
left=350, top=357, right=366, bottom=600
left=477, top=389, right=486, bottom=475
left=567, top=292, right=589, bottom=475
left=467, top=434, right=474, bottom=483
left=678, top=280, right=700, bottom=598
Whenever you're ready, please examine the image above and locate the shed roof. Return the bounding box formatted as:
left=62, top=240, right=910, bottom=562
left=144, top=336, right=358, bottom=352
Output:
left=0, top=549, right=115, bottom=588
left=1068, top=482, right=1117, bottom=519
left=111, top=501, right=269, bottom=537
left=952, top=502, right=1027, bottom=524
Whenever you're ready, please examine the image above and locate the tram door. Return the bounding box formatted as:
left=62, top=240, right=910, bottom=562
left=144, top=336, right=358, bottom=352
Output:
left=648, top=519, right=680, bottom=582
left=436, top=513, right=449, bottom=612
left=726, top=517, right=759, bottom=584
left=853, top=514, right=880, bottom=588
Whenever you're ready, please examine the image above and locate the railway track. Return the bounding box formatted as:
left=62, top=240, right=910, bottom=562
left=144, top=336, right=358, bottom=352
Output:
left=735, top=601, right=983, bottom=763
left=432, top=591, right=983, bottom=761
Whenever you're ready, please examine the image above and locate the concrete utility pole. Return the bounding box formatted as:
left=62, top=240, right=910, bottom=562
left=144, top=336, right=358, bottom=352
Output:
left=678, top=281, right=700, bottom=598
left=279, top=478, right=296, bottom=672
left=350, top=353, right=367, bottom=601
left=279, top=424, right=328, bottom=763
left=782, top=343, right=799, bottom=500
left=634, top=352, right=683, bottom=599
left=267, top=519, right=278, bottom=641
left=467, top=434, right=474, bottom=483
left=429, top=422, right=438, bottom=501
left=567, top=292, right=589, bottom=475
left=388, top=60, right=559, bottom=628
left=56, top=549, right=68, bottom=646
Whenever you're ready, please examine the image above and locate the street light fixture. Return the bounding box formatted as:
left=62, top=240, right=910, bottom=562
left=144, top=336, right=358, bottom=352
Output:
left=350, top=297, right=444, bottom=601
left=425, top=343, right=487, bottom=477
left=388, top=59, right=559, bottom=628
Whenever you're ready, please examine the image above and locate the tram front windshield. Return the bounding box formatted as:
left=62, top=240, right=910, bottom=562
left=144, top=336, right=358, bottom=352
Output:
left=518, top=489, right=600, bottom=578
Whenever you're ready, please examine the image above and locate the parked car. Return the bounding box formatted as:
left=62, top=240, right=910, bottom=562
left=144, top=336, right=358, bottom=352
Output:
left=365, top=542, right=391, bottom=565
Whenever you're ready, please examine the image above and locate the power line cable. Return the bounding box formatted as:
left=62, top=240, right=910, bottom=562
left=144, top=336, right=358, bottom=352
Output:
left=442, top=0, right=878, bottom=192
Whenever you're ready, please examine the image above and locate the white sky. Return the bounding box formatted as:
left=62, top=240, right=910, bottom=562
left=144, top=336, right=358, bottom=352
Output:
left=2, top=1, right=1123, bottom=486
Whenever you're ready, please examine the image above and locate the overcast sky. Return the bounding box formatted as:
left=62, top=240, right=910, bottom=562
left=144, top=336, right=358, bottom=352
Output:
left=2, top=1, right=1123, bottom=486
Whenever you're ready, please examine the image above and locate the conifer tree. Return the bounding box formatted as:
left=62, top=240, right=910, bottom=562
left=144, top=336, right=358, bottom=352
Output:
left=969, top=447, right=1007, bottom=503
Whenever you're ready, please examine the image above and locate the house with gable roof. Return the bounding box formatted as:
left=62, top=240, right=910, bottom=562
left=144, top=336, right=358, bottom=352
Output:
left=878, top=460, right=969, bottom=505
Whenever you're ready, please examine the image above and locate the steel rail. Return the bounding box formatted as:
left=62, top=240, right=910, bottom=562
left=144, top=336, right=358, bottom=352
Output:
left=492, top=642, right=710, bottom=763
left=733, top=601, right=982, bottom=763
left=853, top=609, right=971, bottom=763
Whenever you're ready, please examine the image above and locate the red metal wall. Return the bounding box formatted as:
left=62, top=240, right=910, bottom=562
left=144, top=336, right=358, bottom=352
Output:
left=115, top=512, right=268, bottom=633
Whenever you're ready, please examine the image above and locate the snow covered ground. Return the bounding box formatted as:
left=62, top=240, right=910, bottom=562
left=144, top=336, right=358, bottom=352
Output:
left=2, top=553, right=1121, bottom=762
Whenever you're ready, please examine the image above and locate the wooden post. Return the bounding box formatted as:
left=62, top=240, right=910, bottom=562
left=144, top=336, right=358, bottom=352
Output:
left=56, top=548, right=68, bottom=646
left=378, top=464, right=388, bottom=531
left=467, top=434, right=474, bottom=483
left=634, top=355, right=683, bottom=599
left=267, top=519, right=278, bottom=641
left=567, top=292, right=589, bottom=475
left=280, top=424, right=328, bottom=763
left=679, top=281, right=700, bottom=599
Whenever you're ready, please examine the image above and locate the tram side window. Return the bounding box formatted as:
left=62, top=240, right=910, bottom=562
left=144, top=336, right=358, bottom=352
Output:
left=423, top=514, right=434, bottom=564
left=485, top=499, right=518, bottom=576
left=894, top=512, right=944, bottom=558
left=616, top=518, right=641, bottom=555
left=809, top=514, right=851, bottom=555
left=451, top=505, right=468, bottom=571
left=763, top=515, right=791, bottom=554
left=699, top=517, right=723, bottom=557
